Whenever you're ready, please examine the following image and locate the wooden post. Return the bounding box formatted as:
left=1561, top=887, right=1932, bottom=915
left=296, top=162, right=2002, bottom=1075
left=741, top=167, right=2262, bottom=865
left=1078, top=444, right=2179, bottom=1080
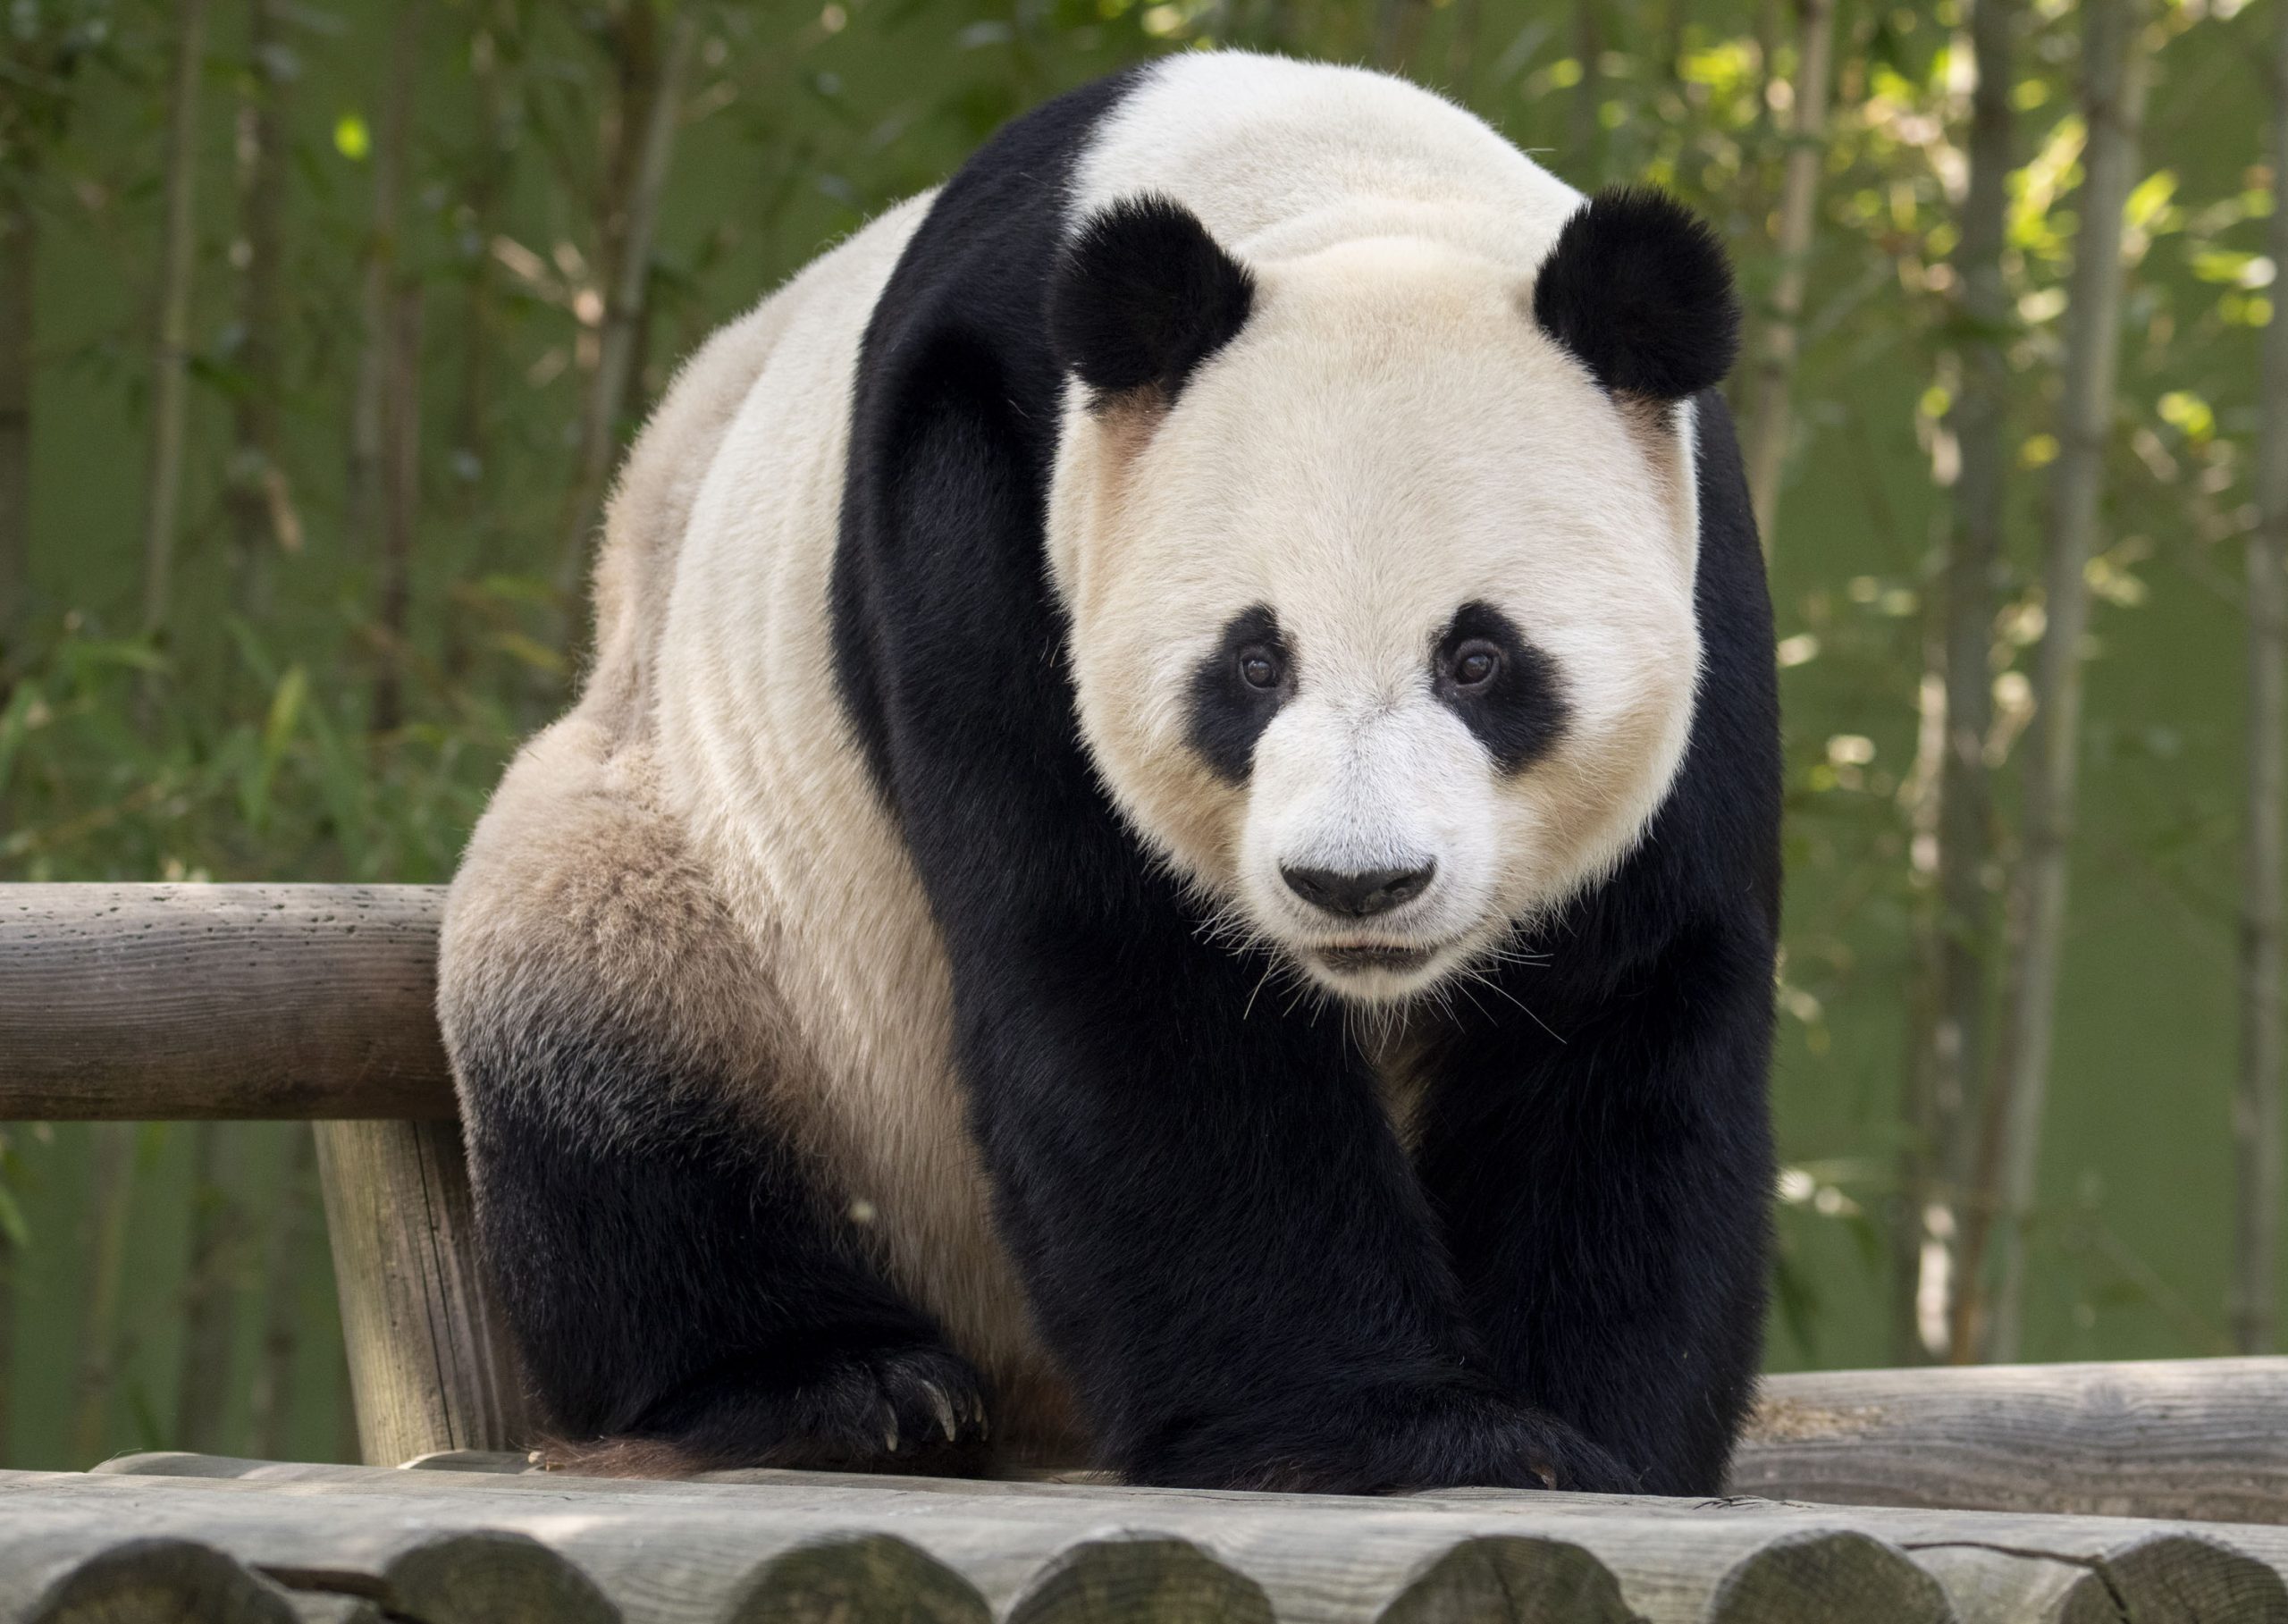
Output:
left=314, top=1120, right=526, bottom=1466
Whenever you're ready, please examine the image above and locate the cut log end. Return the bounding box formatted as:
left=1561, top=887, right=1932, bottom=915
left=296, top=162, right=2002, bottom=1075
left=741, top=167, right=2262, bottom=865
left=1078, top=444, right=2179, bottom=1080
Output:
left=12, top=1536, right=302, bottom=1624
left=736, top=1535, right=990, bottom=1624
left=1376, top=1536, right=1641, bottom=1624
left=1704, top=1529, right=1955, bottom=1624
left=1006, top=1536, right=1273, bottom=1624
left=270, top=1531, right=615, bottom=1624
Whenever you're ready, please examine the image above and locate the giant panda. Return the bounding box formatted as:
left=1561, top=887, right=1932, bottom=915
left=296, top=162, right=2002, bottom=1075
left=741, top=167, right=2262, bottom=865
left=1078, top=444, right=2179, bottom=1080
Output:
left=439, top=50, right=1779, bottom=1497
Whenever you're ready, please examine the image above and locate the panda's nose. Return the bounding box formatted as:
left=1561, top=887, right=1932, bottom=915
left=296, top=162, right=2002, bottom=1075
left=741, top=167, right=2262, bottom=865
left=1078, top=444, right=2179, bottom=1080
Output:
left=1280, top=862, right=1436, bottom=918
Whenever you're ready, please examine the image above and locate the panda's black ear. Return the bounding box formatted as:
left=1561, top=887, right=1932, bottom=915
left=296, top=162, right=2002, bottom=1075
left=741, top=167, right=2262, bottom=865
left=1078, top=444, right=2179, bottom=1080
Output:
left=1048, top=195, right=1256, bottom=404
left=1531, top=186, right=1740, bottom=402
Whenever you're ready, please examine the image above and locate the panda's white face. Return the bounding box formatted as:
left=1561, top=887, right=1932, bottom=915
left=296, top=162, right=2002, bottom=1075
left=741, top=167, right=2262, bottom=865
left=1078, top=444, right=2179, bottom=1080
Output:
left=1051, top=236, right=1703, bottom=1006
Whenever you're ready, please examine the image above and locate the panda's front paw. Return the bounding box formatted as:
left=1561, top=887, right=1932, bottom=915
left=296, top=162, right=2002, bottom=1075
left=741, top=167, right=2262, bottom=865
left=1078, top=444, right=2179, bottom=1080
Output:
left=1126, top=1384, right=1636, bottom=1495
left=1358, top=1386, right=1637, bottom=1495
left=549, top=1342, right=993, bottom=1478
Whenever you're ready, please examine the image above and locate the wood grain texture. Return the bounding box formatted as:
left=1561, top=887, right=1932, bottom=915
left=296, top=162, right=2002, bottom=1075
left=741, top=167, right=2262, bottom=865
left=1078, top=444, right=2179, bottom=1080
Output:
left=266, top=1528, right=619, bottom=1624
left=1738, top=1359, right=2288, bottom=1521
left=1699, top=1531, right=1952, bottom=1624
left=0, top=885, right=455, bottom=1121
left=21, top=1465, right=2288, bottom=1624
left=738, top=1536, right=991, bottom=1624
left=1006, top=1536, right=1274, bottom=1624
left=315, top=1119, right=526, bottom=1465
left=1375, top=1536, right=1639, bottom=1624
left=1918, top=1532, right=2288, bottom=1624
left=0, top=1529, right=301, bottom=1624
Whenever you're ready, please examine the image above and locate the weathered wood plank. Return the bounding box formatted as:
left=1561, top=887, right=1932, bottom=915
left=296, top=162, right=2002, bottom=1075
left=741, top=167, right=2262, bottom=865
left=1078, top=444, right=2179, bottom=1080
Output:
left=1739, top=1358, right=2288, bottom=1522
left=21, top=1467, right=2288, bottom=1624
left=0, top=885, right=455, bottom=1121
left=314, top=1120, right=526, bottom=1465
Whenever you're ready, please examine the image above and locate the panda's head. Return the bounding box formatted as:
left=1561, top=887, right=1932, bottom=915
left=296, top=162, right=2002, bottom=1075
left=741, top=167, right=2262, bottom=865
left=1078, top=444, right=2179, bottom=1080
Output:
left=1045, top=189, right=1738, bottom=1006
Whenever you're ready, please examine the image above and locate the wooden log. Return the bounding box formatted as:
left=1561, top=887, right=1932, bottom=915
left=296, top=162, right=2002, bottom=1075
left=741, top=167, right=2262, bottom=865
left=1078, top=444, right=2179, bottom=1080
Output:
left=1697, top=1531, right=1953, bottom=1624
left=314, top=1119, right=526, bottom=1465
left=26, top=1467, right=2288, bottom=1624
left=738, top=1536, right=990, bottom=1624
left=1916, top=1532, right=2288, bottom=1624
left=0, top=1529, right=300, bottom=1624
left=0, top=885, right=455, bottom=1121
left=265, top=1529, right=619, bottom=1624
left=1006, top=1536, right=1274, bottom=1624
left=1739, top=1359, right=2288, bottom=1522
left=1375, top=1536, right=1638, bottom=1624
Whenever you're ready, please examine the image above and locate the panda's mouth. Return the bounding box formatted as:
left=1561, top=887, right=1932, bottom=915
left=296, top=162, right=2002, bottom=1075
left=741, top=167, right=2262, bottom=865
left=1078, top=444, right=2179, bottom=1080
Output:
left=1315, top=942, right=1437, bottom=974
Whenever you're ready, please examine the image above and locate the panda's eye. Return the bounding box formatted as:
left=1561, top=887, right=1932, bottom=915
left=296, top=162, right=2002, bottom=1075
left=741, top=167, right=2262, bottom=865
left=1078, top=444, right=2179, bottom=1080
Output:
left=1238, top=646, right=1283, bottom=690
left=1451, top=641, right=1502, bottom=688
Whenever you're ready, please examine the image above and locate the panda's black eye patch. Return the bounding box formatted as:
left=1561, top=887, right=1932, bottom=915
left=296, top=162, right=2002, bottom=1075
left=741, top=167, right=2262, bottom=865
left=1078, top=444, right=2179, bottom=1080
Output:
left=1435, top=602, right=1569, bottom=773
left=1190, top=605, right=1292, bottom=783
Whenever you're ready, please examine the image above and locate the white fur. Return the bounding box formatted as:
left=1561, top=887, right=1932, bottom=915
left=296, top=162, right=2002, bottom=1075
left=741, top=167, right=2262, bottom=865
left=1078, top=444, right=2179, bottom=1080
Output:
left=1053, top=54, right=1703, bottom=1002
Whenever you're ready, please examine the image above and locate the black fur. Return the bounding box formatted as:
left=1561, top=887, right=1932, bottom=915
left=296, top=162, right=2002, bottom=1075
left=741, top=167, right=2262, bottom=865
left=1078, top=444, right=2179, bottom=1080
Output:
left=824, top=72, right=1779, bottom=1495
left=456, top=1006, right=989, bottom=1475
left=1413, top=393, right=1778, bottom=1495
left=1434, top=601, right=1570, bottom=774
left=1532, top=187, right=1741, bottom=402
left=1048, top=194, right=1256, bottom=402
left=1187, top=604, right=1294, bottom=784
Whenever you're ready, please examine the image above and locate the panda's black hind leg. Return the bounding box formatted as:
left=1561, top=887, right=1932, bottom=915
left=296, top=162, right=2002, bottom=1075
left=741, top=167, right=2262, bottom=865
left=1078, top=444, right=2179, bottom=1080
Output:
left=455, top=1014, right=993, bottom=1479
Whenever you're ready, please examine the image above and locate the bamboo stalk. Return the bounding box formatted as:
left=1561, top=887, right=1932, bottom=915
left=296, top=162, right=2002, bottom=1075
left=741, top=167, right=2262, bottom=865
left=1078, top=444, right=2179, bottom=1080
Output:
left=553, top=4, right=698, bottom=609
left=1929, top=0, right=2015, bottom=1365
left=247, top=1127, right=318, bottom=1460
left=1569, top=0, right=1607, bottom=184
left=1963, top=0, right=2151, bottom=1366
left=135, top=0, right=213, bottom=647
left=1741, top=0, right=1839, bottom=552
left=225, top=0, right=293, bottom=619
left=370, top=282, right=422, bottom=736
left=0, top=176, right=31, bottom=651
left=443, top=18, right=512, bottom=682
left=2239, top=0, right=2288, bottom=1359
left=1893, top=623, right=1952, bottom=1364
left=173, top=1124, right=243, bottom=1455
left=349, top=3, right=420, bottom=561
left=71, top=1123, right=140, bottom=1466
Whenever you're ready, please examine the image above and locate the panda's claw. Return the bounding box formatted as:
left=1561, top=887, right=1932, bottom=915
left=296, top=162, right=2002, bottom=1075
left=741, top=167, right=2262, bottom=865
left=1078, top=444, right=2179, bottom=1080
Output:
left=921, top=1382, right=960, bottom=1443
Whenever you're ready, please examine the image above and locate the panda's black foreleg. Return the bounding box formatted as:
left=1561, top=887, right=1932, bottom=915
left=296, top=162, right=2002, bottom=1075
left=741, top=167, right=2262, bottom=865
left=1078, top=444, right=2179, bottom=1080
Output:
left=456, top=1019, right=990, bottom=1477
left=1413, top=920, right=1775, bottom=1497
left=923, top=901, right=1628, bottom=1494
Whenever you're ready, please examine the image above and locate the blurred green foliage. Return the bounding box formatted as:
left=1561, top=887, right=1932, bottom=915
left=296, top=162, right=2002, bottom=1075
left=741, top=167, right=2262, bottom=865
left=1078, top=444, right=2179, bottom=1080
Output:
left=0, top=0, right=2275, bottom=1468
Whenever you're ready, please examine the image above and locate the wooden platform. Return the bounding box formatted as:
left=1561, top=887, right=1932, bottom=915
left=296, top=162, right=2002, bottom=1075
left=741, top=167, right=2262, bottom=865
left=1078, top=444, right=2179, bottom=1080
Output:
left=12, top=885, right=2288, bottom=1620
left=7, top=1444, right=2288, bottom=1624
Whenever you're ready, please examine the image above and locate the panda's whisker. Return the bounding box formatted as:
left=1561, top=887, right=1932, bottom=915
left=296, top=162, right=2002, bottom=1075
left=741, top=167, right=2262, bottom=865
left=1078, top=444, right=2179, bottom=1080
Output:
left=1242, top=957, right=1279, bottom=1022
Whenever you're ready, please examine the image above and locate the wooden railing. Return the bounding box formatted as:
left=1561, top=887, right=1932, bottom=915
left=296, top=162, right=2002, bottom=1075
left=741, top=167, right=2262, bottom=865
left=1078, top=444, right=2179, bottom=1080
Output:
left=7, top=883, right=2288, bottom=1622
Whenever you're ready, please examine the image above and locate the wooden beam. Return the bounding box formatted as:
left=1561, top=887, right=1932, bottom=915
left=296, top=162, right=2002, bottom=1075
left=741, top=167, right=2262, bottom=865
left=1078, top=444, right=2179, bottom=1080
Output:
left=0, top=885, right=456, bottom=1121
left=1737, top=1358, right=2288, bottom=1523
left=315, top=1119, right=527, bottom=1465
left=19, top=1464, right=2288, bottom=1624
